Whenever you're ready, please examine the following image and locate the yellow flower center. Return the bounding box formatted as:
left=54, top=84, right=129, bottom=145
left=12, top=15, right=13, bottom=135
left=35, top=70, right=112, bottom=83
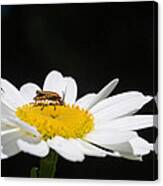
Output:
left=16, top=104, right=94, bottom=140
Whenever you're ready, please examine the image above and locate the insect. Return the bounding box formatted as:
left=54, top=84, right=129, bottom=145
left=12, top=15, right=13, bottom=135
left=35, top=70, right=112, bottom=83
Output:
left=33, top=90, right=64, bottom=110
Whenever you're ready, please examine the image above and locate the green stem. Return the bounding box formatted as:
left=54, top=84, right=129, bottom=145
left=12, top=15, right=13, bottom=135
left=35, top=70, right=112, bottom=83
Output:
left=30, top=150, right=58, bottom=178
left=30, top=167, right=38, bottom=178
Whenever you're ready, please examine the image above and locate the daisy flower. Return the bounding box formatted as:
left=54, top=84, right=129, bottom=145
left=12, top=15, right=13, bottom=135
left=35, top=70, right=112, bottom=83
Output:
left=1, top=70, right=154, bottom=162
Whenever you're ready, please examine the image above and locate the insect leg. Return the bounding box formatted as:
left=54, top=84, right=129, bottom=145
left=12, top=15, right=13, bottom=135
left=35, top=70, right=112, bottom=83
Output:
left=41, top=103, right=45, bottom=110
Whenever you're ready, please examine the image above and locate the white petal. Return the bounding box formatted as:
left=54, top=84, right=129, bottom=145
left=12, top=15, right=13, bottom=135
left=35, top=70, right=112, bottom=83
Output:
left=43, top=70, right=65, bottom=95
left=78, top=79, right=119, bottom=110
left=1, top=129, right=22, bottom=159
left=129, top=137, right=153, bottom=156
left=121, top=154, right=143, bottom=161
left=20, top=83, right=41, bottom=103
left=71, top=139, right=107, bottom=157
left=17, top=139, right=49, bottom=157
left=76, top=93, right=96, bottom=109
left=103, top=137, right=153, bottom=160
left=1, top=78, right=26, bottom=108
left=95, top=115, right=154, bottom=131
left=47, top=136, right=85, bottom=162
left=1, top=101, right=15, bottom=120
left=100, top=141, right=141, bottom=160
left=87, top=78, right=119, bottom=109
left=1, top=120, right=17, bottom=131
left=1, top=104, right=18, bottom=130
left=104, top=142, right=133, bottom=154
left=1, top=146, right=8, bottom=159
left=76, top=139, right=120, bottom=158
left=1, top=128, right=21, bottom=136
left=7, top=115, right=40, bottom=137
left=64, top=77, right=77, bottom=104
left=1, top=97, right=16, bottom=113
left=85, top=128, right=137, bottom=145
left=1, top=86, right=39, bottom=136
left=92, top=91, right=152, bottom=121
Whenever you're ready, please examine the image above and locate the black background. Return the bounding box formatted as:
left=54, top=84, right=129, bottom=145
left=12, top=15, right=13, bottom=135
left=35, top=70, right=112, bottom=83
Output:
left=1, top=1, right=158, bottom=180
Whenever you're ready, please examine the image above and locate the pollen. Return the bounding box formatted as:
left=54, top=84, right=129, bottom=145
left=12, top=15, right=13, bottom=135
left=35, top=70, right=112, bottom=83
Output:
left=16, top=104, right=94, bottom=140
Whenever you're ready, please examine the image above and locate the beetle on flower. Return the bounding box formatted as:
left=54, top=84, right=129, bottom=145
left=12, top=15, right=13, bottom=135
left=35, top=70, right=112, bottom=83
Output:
left=1, top=70, right=154, bottom=162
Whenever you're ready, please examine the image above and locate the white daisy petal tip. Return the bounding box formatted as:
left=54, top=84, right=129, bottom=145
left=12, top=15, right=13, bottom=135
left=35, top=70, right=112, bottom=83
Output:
left=45, top=70, right=63, bottom=80
left=20, top=82, right=41, bottom=103
left=149, top=143, right=154, bottom=151
left=64, top=77, right=78, bottom=105
left=85, top=78, right=120, bottom=110
left=98, top=77, right=119, bottom=97
left=1, top=146, right=8, bottom=160
left=112, top=78, right=119, bottom=84
left=17, top=139, right=49, bottom=158
left=123, top=154, right=143, bottom=161
left=1, top=153, right=8, bottom=159
left=43, top=70, right=64, bottom=92
left=145, top=95, right=153, bottom=103
left=1, top=78, right=26, bottom=108
left=92, top=91, right=154, bottom=121
left=129, top=137, right=153, bottom=156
